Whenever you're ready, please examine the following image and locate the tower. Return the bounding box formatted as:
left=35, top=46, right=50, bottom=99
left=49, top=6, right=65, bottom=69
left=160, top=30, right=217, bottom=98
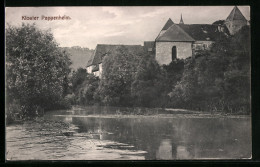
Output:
left=225, top=6, right=247, bottom=35
left=179, top=14, right=184, bottom=24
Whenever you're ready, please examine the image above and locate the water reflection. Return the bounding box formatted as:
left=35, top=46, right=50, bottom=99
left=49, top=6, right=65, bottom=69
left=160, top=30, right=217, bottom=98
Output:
left=69, top=116, right=251, bottom=160
left=156, top=139, right=173, bottom=159
left=6, top=110, right=251, bottom=160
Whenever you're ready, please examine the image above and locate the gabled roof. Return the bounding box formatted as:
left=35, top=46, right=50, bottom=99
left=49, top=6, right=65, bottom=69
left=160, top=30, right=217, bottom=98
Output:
left=156, top=24, right=195, bottom=42
left=87, top=44, right=144, bottom=67
left=226, top=6, right=247, bottom=21
left=178, top=24, right=229, bottom=41
left=162, top=18, right=174, bottom=30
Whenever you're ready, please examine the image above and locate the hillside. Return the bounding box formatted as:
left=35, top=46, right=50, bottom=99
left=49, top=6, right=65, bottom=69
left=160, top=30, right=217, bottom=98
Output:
left=61, top=46, right=94, bottom=70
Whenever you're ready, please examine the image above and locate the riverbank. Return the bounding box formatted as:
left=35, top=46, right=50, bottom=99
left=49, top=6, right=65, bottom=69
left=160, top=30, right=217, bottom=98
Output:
left=63, top=106, right=249, bottom=117
left=51, top=113, right=250, bottom=119
left=7, top=105, right=250, bottom=125
left=46, top=105, right=250, bottom=119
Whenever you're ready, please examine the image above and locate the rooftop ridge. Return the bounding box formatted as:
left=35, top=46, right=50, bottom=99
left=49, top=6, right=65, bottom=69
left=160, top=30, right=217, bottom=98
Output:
left=161, top=18, right=174, bottom=31
left=156, top=24, right=195, bottom=42
left=96, top=44, right=142, bottom=46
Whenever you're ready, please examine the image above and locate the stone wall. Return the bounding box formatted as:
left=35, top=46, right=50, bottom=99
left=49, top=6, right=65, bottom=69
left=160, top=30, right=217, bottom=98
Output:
left=155, top=42, right=192, bottom=65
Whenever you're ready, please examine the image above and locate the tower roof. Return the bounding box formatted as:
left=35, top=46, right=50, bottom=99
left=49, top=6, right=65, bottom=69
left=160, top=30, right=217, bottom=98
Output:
left=226, top=6, right=247, bottom=21
left=179, top=14, right=184, bottom=24
left=161, top=18, right=174, bottom=30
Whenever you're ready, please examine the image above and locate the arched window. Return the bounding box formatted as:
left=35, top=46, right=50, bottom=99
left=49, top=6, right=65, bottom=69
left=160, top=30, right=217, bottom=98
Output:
left=172, top=46, right=177, bottom=60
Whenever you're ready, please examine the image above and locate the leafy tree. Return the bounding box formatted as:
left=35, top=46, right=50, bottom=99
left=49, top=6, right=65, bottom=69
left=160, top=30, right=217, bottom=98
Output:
left=131, top=54, right=168, bottom=107
left=6, top=23, right=71, bottom=118
left=162, top=59, right=185, bottom=92
left=70, top=68, right=99, bottom=105
left=169, top=26, right=250, bottom=113
left=222, top=26, right=250, bottom=113
left=212, top=20, right=225, bottom=25
left=97, top=46, right=143, bottom=106
left=71, top=68, right=89, bottom=92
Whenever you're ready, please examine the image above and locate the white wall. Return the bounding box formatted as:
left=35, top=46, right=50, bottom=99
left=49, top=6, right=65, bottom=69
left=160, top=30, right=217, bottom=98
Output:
left=155, top=42, right=192, bottom=65
left=87, top=66, right=92, bottom=73
left=99, top=63, right=102, bottom=75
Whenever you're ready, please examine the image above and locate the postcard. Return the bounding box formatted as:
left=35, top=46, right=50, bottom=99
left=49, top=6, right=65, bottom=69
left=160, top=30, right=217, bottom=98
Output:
left=5, top=6, right=251, bottom=160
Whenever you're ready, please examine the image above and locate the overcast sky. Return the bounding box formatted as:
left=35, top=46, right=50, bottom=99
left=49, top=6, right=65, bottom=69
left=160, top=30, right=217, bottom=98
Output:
left=5, top=6, right=250, bottom=49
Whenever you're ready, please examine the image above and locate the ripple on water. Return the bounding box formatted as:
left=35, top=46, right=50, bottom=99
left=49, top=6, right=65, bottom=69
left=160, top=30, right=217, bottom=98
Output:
left=6, top=122, right=146, bottom=160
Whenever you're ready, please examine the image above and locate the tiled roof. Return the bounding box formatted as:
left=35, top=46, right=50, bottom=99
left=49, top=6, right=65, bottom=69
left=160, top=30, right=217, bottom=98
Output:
left=226, top=6, right=247, bottom=21
left=156, top=24, right=195, bottom=42
left=86, top=55, right=94, bottom=67
left=178, top=24, right=229, bottom=41
left=88, top=44, right=144, bottom=67
left=161, top=18, right=174, bottom=30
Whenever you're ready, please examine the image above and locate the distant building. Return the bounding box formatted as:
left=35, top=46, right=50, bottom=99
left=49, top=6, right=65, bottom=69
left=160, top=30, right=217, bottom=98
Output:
left=224, top=6, right=248, bottom=35
left=86, top=44, right=144, bottom=77
left=86, top=6, right=249, bottom=74
left=154, top=6, right=248, bottom=65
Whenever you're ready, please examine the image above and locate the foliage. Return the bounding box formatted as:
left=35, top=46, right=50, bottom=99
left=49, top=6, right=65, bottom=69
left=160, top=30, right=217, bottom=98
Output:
left=97, top=46, right=144, bottom=106
left=212, top=20, right=225, bottom=25
left=70, top=68, right=99, bottom=105
left=71, top=68, right=89, bottom=92
left=162, top=59, right=185, bottom=92
left=169, top=26, right=250, bottom=114
left=6, top=23, right=72, bottom=120
left=131, top=54, right=168, bottom=107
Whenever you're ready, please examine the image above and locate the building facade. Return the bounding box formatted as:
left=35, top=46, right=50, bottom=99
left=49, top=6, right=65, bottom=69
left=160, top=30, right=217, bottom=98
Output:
left=86, top=6, right=249, bottom=75
left=155, top=6, right=248, bottom=65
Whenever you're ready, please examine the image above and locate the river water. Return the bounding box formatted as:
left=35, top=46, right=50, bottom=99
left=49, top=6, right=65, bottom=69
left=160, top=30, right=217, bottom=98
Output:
left=6, top=107, right=251, bottom=160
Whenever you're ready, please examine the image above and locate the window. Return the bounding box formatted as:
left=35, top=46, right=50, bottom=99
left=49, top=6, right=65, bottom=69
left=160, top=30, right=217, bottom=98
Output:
left=172, top=46, right=177, bottom=60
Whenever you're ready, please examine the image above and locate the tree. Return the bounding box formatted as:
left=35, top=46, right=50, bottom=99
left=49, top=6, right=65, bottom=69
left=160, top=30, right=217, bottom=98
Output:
left=71, top=68, right=89, bottom=92
left=222, top=26, right=251, bottom=113
left=162, top=59, right=185, bottom=92
left=212, top=20, right=225, bottom=25
left=131, top=54, right=168, bottom=107
left=169, top=26, right=250, bottom=113
left=70, top=68, right=99, bottom=105
left=6, top=23, right=72, bottom=118
left=97, top=46, right=143, bottom=106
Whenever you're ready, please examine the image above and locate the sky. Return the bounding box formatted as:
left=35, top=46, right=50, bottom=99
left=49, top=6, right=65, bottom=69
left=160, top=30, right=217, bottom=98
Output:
left=5, top=6, right=250, bottom=49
